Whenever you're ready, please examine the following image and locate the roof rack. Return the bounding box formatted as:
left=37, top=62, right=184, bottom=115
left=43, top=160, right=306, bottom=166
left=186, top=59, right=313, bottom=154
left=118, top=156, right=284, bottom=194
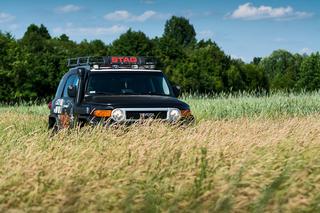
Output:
left=67, top=56, right=157, bottom=69
left=67, top=56, right=105, bottom=68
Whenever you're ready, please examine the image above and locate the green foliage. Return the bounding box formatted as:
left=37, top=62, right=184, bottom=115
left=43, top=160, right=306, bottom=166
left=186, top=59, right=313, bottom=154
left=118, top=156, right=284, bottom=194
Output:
left=184, top=91, right=320, bottom=120
left=296, top=53, right=320, bottom=91
left=77, top=39, right=109, bottom=56
left=0, top=18, right=319, bottom=102
left=259, top=50, right=301, bottom=90
left=0, top=25, right=110, bottom=102
left=163, top=16, right=196, bottom=47
left=20, top=24, right=51, bottom=52
left=0, top=33, right=17, bottom=102
left=173, top=41, right=226, bottom=92
left=111, top=29, right=153, bottom=56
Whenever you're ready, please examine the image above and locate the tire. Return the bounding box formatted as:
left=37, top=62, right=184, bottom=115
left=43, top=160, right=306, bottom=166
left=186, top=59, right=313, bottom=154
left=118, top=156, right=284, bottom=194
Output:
left=48, top=117, right=60, bottom=134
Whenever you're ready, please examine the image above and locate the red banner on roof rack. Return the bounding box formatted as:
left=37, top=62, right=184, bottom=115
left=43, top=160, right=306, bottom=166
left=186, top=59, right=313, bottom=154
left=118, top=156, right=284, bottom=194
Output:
left=111, top=56, right=138, bottom=64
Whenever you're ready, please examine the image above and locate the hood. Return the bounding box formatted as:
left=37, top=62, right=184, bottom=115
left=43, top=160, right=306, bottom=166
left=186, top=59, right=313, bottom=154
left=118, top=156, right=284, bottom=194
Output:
left=83, top=95, right=190, bottom=109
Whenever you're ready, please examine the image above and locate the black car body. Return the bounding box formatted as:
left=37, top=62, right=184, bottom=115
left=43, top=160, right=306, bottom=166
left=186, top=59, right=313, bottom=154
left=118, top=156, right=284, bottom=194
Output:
left=48, top=56, right=194, bottom=129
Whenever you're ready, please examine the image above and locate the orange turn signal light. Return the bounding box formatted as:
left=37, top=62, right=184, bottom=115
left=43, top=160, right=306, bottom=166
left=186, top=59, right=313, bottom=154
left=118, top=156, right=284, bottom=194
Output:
left=93, top=110, right=112, bottom=117
left=181, top=109, right=192, bottom=117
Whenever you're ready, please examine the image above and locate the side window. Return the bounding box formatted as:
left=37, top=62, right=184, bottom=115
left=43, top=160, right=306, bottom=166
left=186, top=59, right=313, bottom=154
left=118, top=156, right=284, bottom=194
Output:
left=55, top=78, right=65, bottom=98
left=161, top=78, right=170, bottom=95
left=63, top=74, right=79, bottom=98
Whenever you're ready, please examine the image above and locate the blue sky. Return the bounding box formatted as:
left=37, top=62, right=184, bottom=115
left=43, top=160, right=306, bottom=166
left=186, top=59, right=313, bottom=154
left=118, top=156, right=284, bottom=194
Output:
left=0, top=0, right=319, bottom=62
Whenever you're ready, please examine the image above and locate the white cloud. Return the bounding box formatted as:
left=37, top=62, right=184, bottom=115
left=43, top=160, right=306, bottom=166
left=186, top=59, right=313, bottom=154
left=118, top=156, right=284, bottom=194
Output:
left=0, top=12, right=15, bottom=23
left=228, top=3, right=312, bottom=20
left=104, top=10, right=166, bottom=22
left=301, top=47, right=313, bottom=55
left=135, top=11, right=157, bottom=22
left=53, top=25, right=128, bottom=36
left=104, top=10, right=131, bottom=21
left=55, top=4, right=82, bottom=13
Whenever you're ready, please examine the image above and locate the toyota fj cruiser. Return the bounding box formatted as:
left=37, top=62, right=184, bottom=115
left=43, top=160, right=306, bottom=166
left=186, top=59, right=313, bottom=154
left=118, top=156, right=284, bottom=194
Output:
left=48, top=56, right=194, bottom=129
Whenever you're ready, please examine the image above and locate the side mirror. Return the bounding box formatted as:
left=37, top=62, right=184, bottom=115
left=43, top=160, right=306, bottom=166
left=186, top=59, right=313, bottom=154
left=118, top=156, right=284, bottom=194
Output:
left=172, top=85, right=181, bottom=97
left=67, top=85, right=77, bottom=98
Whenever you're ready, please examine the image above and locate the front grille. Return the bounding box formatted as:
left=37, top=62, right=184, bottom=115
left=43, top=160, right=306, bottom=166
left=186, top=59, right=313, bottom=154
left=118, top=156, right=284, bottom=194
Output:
left=126, top=111, right=167, bottom=120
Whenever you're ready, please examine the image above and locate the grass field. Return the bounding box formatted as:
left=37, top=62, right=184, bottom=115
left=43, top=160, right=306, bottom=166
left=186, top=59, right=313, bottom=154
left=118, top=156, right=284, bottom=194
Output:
left=1, top=93, right=320, bottom=212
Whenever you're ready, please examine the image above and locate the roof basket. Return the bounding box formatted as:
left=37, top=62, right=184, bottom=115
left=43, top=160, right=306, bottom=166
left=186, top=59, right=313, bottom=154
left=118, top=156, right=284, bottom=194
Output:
left=67, top=56, right=105, bottom=68
left=67, top=56, right=157, bottom=69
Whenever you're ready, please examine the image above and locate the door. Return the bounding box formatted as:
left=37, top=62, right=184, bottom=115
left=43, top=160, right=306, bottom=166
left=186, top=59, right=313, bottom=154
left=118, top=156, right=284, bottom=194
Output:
left=57, top=74, right=80, bottom=128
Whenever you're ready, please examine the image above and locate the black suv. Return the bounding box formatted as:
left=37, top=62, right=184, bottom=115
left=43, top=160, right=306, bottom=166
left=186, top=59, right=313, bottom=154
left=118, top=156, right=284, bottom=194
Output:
left=48, top=56, right=194, bottom=129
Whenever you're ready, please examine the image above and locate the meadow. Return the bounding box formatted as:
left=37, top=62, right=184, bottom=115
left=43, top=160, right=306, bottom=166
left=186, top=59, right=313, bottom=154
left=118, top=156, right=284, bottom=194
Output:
left=1, top=92, right=320, bottom=212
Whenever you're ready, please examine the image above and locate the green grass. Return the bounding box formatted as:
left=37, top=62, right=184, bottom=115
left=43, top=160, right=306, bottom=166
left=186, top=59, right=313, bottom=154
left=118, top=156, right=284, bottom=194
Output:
left=184, top=91, right=320, bottom=120
left=2, top=91, right=320, bottom=120
left=0, top=92, right=320, bottom=212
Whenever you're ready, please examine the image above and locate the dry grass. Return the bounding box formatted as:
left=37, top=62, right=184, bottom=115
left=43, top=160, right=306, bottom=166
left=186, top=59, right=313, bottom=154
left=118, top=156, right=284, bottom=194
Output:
left=1, top=106, right=320, bottom=212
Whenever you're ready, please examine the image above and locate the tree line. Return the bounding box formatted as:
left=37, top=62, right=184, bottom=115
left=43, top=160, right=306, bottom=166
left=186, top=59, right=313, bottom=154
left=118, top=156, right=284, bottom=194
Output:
left=0, top=16, right=319, bottom=102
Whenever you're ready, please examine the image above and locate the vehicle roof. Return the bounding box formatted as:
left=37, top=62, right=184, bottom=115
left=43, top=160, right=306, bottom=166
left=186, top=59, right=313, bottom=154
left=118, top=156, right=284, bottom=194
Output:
left=90, top=68, right=162, bottom=72
left=64, top=67, right=163, bottom=77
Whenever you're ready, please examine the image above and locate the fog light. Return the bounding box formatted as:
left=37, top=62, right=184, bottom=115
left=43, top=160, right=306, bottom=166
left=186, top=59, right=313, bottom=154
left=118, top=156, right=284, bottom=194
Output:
left=111, top=109, right=125, bottom=122
left=168, top=108, right=181, bottom=122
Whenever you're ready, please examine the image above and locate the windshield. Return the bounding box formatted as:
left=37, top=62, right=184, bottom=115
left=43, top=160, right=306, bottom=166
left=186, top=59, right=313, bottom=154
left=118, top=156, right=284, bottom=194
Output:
left=86, top=72, right=173, bottom=96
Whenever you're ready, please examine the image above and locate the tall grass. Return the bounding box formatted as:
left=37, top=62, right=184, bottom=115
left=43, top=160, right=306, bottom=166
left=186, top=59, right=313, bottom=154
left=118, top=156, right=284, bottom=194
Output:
left=0, top=93, right=320, bottom=212
left=2, top=91, right=320, bottom=120
left=184, top=91, right=320, bottom=120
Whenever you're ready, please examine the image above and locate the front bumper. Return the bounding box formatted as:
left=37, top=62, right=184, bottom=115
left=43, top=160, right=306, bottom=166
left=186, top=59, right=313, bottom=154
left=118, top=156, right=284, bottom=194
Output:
left=88, top=116, right=194, bottom=126
left=86, top=107, right=194, bottom=126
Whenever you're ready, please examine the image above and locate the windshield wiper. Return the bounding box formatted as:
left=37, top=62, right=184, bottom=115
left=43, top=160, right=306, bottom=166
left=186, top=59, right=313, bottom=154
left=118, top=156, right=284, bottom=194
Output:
left=85, top=91, right=169, bottom=96
left=85, top=92, right=112, bottom=96
left=120, top=91, right=138, bottom=95
left=142, top=92, right=169, bottom=96
left=86, top=91, right=138, bottom=96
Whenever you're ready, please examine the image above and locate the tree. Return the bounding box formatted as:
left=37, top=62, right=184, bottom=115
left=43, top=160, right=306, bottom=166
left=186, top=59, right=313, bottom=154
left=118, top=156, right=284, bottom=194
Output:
left=0, top=32, right=18, bottom=102
left=226, top=61, right=268, bottom=92
left=20, top=24, right=51, bottom=52
left=22, top=24, right=51, bottom=40
left=1, top=19, right=320, bottom=102
left=76, top=39, right=109, bottom=56
left=226, top=65, right=245, bottom=91
left=296, top=53, right=320, bottom=91
left=171, top=41, right=228, bottom=92
left=16, top=24, right=70, bottom=100
left=241, top=64, right=268, bottom=92
left=110, top=29, right=153, bottom=56
left=163, top=16, right=196, bottom=47
left=259, top=50, right=301, bottom=90
left=252, top=57, right=262, bottom=65
left=59, top=34, right=70, bottom=42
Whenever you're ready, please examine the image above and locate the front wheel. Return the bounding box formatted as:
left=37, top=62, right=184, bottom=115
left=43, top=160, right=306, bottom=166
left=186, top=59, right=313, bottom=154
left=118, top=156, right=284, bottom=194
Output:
left=48, top=117, right=60, bottom=134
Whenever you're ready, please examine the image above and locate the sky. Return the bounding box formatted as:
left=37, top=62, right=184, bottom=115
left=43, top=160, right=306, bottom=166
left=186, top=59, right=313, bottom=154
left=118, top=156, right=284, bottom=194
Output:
left=0, top=0, right=319, bottom=62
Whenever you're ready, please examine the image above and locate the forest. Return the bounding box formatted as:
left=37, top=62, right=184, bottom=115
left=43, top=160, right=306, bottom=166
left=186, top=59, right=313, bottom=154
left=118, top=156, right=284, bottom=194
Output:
left=0, top=16, right=319, bottom=102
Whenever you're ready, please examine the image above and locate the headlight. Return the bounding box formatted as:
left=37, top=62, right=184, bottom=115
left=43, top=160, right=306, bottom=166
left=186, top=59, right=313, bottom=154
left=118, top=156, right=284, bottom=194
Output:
left=111, top=109, right=125, bottom=122
left=168, top=108, right=181, bottom=122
